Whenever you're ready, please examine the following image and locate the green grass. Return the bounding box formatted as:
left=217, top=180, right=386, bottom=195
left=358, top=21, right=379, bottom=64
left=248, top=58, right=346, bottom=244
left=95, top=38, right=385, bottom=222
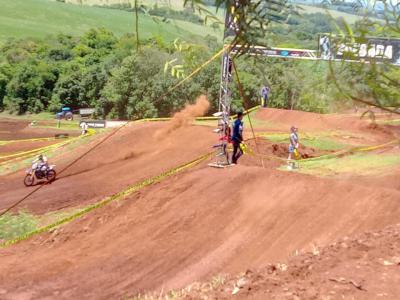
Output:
left=246, top=115, right=276, bottom=129
left=0, top=111, right=55, bottom=120
left=292, top=153, right=400, bottom=177
left=0, top=111, right=82, bottom=130
left=35, top=120, right=82, bottom=131
left=0, top=211, right=39, bottom=241
left=260, top=132, right=348, bottom=151
left=0, top=208, right=83, bottom=243
left=67, top=0, right=191, bottom=11
left=300, top=138, right=347, bottom=151
left=0, top=0, right=220, bottom=42
left=298, top=5, right=379, bottom=24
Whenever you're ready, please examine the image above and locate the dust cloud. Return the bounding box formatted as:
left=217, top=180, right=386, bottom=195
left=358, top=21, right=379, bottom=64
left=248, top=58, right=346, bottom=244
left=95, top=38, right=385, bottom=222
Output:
left=155, top=95, right=210, bottom=138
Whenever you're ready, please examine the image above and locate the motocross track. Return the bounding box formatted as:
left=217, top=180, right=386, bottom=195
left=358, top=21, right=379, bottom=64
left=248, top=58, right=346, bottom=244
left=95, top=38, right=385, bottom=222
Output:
left=0, top=118, right=80, bottom=160
left=0, top=119, right=79, bottom=141
left=0, top=122, right=216, bottom=213
left=0, top=108, right=399, bottom=299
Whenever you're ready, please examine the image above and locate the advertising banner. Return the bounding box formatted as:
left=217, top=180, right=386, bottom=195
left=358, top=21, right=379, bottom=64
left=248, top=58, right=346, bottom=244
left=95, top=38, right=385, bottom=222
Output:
left=231, top=45, right=318, bottom=60
left=319, top=35, right=400, bottom=65
left=80, top=120, right=106, bottom=129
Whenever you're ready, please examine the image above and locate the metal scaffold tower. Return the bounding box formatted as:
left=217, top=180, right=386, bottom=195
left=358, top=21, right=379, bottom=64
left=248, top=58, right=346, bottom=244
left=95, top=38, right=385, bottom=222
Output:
left=209, top=1, right=239, bottom=168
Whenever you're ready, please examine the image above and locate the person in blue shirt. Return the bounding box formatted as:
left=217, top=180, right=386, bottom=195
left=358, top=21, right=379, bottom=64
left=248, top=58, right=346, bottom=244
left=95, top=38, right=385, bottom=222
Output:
left=231, top=112, right=244, bottom=164
left=260, top=86, right=270, bottom=108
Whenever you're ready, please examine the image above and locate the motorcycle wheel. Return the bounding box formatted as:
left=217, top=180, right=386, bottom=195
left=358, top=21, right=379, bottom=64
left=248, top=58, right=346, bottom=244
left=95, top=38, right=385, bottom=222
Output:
left=24, top=174, right=35, bottom=187
left=46, top=170, right=57, bottom=183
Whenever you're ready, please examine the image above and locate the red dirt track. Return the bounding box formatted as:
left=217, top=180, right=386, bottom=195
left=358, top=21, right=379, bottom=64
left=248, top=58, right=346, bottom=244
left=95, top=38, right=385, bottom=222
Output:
left=0, top=108, right=399, bottom=299
left=0, top=119, right=78, bottom=141
left=0, top=122, right=215, bottom=213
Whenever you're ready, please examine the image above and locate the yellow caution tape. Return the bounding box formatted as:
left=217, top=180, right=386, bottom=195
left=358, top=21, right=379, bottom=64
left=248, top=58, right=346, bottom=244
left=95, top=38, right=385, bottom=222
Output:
left=0, top=131, right=95, bottom=165
left=0, top=152, right=213, bottom=248
left=245, top=138, right=399, bottom=163
left=0, top=137, right=62, bottom=146
left=0, top=141, right=69, bottom=160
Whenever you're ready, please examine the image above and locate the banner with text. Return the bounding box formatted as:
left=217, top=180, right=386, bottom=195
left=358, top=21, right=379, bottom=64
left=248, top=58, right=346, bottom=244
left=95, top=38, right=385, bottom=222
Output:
left=319, top=35, right=400, bottom=65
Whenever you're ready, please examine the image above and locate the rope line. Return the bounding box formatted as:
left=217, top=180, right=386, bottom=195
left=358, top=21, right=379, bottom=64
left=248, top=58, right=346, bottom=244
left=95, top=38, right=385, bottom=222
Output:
left=0, top=126, right=127, bottom=217
left=165, top=47, right=225, bottom=96
left=0, top=138, right=74, bottom=161
left=0, top=152, right=212, bottom=248
left=0, top=132, right=96, bottom=166
left=0, top=48, right=226, bottom=221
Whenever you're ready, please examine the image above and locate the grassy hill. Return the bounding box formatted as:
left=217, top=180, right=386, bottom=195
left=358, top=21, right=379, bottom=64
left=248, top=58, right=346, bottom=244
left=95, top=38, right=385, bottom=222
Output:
left=298, top=4, right=379, bottom=23
left=65, top=0, right=187, bottom=10
left=0, top=0, right=221, bottom=42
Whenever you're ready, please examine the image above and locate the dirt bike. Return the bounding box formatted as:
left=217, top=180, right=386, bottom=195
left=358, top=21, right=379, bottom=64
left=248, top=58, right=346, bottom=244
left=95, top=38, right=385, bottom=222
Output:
left=24, top=163, right=57, bottom=187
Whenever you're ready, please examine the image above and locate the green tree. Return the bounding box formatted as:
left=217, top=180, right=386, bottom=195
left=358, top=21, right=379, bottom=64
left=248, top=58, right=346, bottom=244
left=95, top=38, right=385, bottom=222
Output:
left=4, top=60, right=58, bottom=113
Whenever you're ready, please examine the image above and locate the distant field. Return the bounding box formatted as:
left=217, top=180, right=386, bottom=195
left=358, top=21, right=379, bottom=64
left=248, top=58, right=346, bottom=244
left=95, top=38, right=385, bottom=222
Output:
left=66, top=0, right=186, bottom=10
left=0, top=0, right=221, bottom=42
left=298, top=4, right=379, bottom=23
left=71, top=1, right=373, bottom=21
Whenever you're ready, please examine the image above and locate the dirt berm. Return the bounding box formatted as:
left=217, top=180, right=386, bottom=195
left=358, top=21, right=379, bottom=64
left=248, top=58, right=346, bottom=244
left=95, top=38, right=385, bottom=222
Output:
left=1, top=162, right=399, bottom=299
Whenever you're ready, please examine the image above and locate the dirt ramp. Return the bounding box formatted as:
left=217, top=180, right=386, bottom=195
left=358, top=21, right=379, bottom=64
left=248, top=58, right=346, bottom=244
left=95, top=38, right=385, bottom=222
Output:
left=1, top=165, right=399, bottom=299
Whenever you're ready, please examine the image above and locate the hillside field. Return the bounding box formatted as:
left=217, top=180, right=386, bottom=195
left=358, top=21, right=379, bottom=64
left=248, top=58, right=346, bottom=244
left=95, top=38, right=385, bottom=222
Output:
left=0, top=0, right=221, bottom=42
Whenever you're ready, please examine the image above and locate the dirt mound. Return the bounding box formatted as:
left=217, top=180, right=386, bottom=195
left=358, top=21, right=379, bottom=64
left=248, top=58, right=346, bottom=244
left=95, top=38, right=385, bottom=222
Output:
left=255, top=108, right=370, bottom=130
left=1, top=164, right=399, bottom=299
left=236, top=138, right=319, bottom=169
left=188, top=224, right=400, bottom=300
left=254, top=108, right=397, bottom=143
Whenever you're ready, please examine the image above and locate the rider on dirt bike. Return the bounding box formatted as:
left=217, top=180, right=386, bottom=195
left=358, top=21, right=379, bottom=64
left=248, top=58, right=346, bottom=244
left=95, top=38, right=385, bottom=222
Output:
left=24, top=154, right=56, bottom=186
left=32, top=154, right=48, bottom=172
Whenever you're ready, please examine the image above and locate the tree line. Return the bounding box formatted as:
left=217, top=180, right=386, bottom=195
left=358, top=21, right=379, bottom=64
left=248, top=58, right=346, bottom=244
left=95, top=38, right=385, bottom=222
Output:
left=1, top=10, right=396, bottom=119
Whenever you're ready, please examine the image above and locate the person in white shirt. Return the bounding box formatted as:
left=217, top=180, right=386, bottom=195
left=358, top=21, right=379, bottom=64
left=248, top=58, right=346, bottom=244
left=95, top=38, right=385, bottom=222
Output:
left=80, top=122, right=89, bottom=135
left=287, top=126, right=299, bottom=169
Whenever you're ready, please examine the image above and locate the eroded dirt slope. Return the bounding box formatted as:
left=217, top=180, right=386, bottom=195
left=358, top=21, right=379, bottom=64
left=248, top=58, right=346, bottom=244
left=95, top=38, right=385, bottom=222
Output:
left=183, top=224, right=400, bottom=300
left=1, top=164, right=399, bottom=299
